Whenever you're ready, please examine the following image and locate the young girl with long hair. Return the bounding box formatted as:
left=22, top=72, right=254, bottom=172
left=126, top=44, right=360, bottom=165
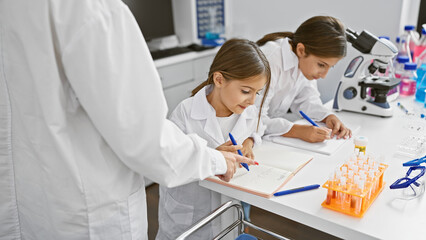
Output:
left=256, top=16, right=352, bottom=143
left=156, top=38, right=271, bottom=240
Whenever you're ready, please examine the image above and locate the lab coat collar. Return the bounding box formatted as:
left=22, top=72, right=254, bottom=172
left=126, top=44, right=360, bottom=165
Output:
left=229, top=106, right=257, bottom=142
left=281, top=38, right=300, bottom=80
left=191, top=85, right=257, bottom=144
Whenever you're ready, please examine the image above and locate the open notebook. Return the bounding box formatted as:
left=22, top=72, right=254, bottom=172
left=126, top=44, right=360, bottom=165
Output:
left=271, top=119, right=360, bottom=155
left=205, top=143, right=313, bottom=198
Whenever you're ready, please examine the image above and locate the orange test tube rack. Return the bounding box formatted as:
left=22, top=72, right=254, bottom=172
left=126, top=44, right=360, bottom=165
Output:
left=321, top=163, right=388, bottom=218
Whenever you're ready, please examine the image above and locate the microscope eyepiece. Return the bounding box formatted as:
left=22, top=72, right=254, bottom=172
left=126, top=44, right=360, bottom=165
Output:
left=345, top=28, right=358, bottom=44
left=345, top=29, right=378, bottom=54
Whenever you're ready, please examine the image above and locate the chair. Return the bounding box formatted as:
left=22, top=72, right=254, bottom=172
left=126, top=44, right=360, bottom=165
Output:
left=176, top=201, right=289, bottom=240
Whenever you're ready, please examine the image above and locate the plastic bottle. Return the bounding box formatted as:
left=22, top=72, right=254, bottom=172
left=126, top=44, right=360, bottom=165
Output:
left=354, top=136, right=368, bottom=154
left=415, top=36, right=426, bottom=103
left=399, top=63, right=417, bottom=96
left=394, top=56, right=410, bottom=79
left=413, top=28, right=426, bottom=62
left=415, top=68, right=426, bottom=102
left=399, top=25, right=420, bottom=62
left=396, top=36, right=408, bottom=58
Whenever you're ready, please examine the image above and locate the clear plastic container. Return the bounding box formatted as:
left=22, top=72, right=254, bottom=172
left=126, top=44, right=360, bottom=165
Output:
left=394, top=55, right=410, bottom=79
left=399, top=63, right=417, bottom=96
left=415, top=67, right=426, bottom=102
left=413, top=28, right=426, bottom=63
left=399, top=25, right=420, bottom=62
left=415, top=34, right=426, bottom=104
left=354, top=136, right=368, bottom=154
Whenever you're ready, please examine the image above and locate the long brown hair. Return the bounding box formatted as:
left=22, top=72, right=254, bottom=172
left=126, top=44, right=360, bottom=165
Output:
left=192, top=38, right=271, bottom=131
left=257, top=16, right=347, bottom=58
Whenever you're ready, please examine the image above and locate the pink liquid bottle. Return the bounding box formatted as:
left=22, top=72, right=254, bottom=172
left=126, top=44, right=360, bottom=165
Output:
left=400, top=25, right=419, bottom=62
left=399, top=63, right=417, bottom=96
left=413, top=28, right=426, bottom=63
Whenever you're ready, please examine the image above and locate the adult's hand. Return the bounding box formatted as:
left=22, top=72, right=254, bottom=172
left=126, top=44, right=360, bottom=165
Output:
left=216, top=140, right=242, bottom=154
left=217, top=151, right=256, bottom=182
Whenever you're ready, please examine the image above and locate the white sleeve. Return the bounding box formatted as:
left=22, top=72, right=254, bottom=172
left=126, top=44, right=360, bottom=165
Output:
left=169, top=102, right=227, bottom=175
left=255, top=60, right=294, bottom=138
left=290, top=80, right=332, bottom=121
left=60, top=4, right=224, bottom=187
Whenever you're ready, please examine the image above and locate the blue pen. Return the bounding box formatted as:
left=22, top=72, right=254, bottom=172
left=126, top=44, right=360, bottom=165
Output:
left=273, top=184, right=320, bottom=197
left=228, top=133, right=249, bottom=171
left=299, top=110, right=319, bottom=127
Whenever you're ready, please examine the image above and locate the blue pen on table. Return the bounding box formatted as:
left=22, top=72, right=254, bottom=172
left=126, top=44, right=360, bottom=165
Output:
left=228, top=133, right=250, bottom=171
left=299, top=110, right=319, bottom=127
left=397, top=102, right=409, bottom=115
left=273, top=184, right=320, bottom=197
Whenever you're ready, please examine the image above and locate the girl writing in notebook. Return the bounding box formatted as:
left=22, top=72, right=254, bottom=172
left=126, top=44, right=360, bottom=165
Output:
left=156, top=38, right=271, bottom=240
left=256, top=16, right=352, bottom=143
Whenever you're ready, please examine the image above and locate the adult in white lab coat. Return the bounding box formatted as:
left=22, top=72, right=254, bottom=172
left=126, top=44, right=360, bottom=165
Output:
left=0, top=0, right=253, bottom=239
left=157, top=38, right=270, bottom=239
left=256, top=16, right=352, bottom=143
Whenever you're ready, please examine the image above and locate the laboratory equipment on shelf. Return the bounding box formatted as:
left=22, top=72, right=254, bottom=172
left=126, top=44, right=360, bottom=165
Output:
left=333, top=28, right=400, bottom=117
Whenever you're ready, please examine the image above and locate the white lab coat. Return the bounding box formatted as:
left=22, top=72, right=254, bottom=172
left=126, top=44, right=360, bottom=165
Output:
left=255, top=38, right=333, bottom=139
left=0, top=0, right=226, bottom=239
left=156, top=85, right=264, bottom=240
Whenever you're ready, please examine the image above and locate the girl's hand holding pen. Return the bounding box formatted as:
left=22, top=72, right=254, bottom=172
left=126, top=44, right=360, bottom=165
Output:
left=284, top=124, right=331, bottom=143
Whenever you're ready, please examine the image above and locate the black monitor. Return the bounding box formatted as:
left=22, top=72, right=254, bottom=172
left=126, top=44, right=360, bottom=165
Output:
left=122, top=0, right=175, bottom=41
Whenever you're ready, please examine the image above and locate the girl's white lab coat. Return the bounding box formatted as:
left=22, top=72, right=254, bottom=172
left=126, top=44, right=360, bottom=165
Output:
left=156, top=85, right=264, bottom=240
left=0, top=0, right=226, bottom=239
left=255, top=38, right=332, bottom=139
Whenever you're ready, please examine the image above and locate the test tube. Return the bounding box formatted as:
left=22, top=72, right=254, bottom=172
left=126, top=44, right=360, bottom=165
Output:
left=354, top=179, right=365, bottom=215
left=333, top=169, right=341, bottom=199
left=350, top=178, right=358, bottom=209
left=326, top=174, right=334, bottom=205
left=339, top=177, right=350, bottom=209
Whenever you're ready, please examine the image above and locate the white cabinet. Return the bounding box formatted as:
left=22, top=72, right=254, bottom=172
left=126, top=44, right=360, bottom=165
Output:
left=155, top=49, right=217, bottom=115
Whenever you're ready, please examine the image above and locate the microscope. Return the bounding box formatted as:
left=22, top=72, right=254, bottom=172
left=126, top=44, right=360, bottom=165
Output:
left=333, top=28, right=400, bottom=117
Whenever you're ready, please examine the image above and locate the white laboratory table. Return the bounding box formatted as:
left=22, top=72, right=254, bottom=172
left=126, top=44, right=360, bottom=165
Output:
left=200, top=96, right=426, bottom=240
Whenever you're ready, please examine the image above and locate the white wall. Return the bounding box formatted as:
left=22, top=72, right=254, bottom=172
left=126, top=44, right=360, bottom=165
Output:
left=225, top=0, right=420, bottom=102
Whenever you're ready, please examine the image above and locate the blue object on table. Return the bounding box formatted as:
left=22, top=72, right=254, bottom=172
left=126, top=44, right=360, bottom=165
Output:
left=273, top=184, right=320, bottom=197
left=299, top=110, right=319, bottom=127
left=228, top=133, right=249, bottom=171
left=390, top=166, right=425, bottom=189
left=403, top=155, right=426, bottom=166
